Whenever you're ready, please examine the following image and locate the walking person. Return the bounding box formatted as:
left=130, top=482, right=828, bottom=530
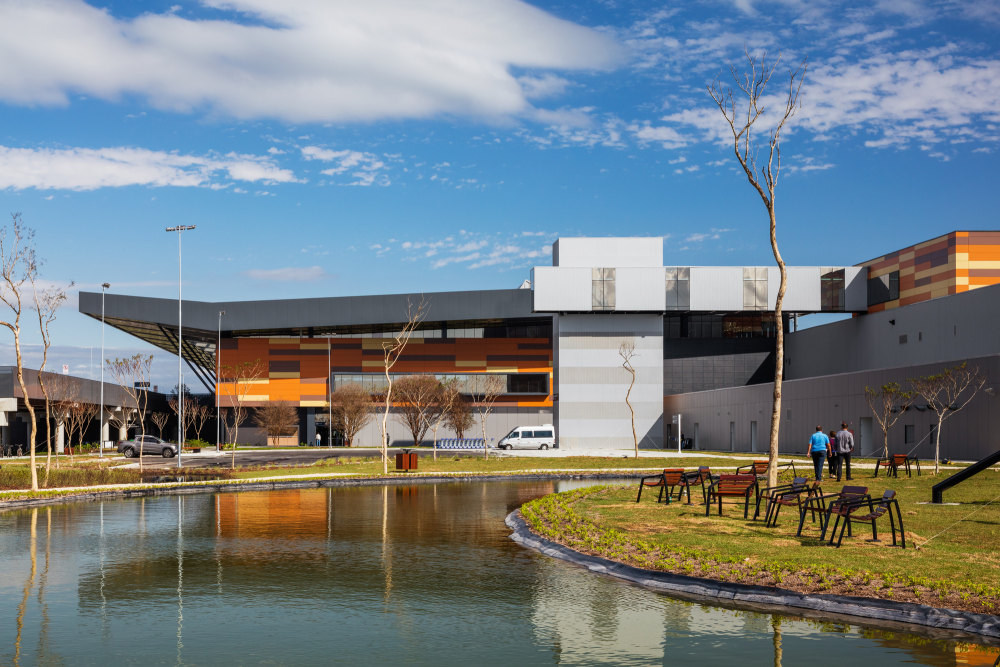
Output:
left=828, top=429, right=838, bottom=478
left=834, top=422, right=855, bottom=481
left=807, top=426, right=831, bottom=481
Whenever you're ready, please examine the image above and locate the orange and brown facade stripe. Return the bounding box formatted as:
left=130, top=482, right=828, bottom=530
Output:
left=861, top=231, right=1000, bottom=313
left=217, top=336, right=553, bottom=408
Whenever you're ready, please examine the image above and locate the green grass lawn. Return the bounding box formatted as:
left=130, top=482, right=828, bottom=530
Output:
left=520, top=467, right=1000, bottom=614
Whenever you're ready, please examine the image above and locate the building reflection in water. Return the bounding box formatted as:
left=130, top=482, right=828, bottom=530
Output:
left=1, top=482, right=998, bottom=665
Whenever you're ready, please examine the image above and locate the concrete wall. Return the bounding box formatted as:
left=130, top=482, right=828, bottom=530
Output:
left=664, top=354, right=1000, bottom=461
left=555, top=314, right=664, bottom=450
left=788, top=283, right=1000, bottom=380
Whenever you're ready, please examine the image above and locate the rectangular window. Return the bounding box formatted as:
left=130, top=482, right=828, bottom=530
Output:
left=904, top=424, right=914, bottom=445
left=867, top=270, right=900, bottom=306
left=507, top=373, right=549, bottom=394
left=742, top=267, right=768, bottom=310
left=665, top=267, right=690, bottom=310
left=820, top=268, right=845, bottom=311
left=592, top=267, right=616, bottom=311
left=535, top=430, right=553, bottom=438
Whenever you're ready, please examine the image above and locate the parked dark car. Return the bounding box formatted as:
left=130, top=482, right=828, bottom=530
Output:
left=117, top=435, right=177, bottom=458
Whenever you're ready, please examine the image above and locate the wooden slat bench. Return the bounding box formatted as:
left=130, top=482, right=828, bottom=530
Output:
left=704, top=474, right=758, bottom=518
left=636, top=468, right=686, bottom=504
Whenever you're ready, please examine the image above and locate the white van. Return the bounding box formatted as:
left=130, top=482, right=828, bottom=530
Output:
left=497, top=425, right=556, bottom=450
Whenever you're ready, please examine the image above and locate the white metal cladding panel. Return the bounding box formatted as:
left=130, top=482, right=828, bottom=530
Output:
left=845, top=267, right=867, bottom=311
left=557, top=313, right=664, bottom=335
left=532, top=267, right=591, bottom=311
left=615, top=267, right=667, bottom=311
left=553, top=237, right=663, bottom=268
left=769, top=266, right=821, bottom=311
left=689, top=267, right=742, bottom=310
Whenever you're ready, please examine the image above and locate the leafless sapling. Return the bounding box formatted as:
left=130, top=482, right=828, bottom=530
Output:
left=379, top=298, right=428, bottom=474
left=708, top=49, right=806, bottom=489
left=910, top=363, right=986, bottom=473
left=619, top=340, right=639, bottom=458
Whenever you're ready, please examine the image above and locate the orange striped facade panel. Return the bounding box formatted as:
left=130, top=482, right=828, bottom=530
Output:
left=861, top=231, right=1000, bottom=312
left=217, top=336, right=553, bottom=408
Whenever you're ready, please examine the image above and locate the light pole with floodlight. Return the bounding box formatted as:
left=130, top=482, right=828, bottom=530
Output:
left=217, top=310, right=225, bottom=452
left=166, top=225, right=195, bottom=468
left=99, top=282, right=110, bottom=454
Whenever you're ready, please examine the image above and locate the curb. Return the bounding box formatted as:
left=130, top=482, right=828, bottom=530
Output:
left=505, top=509, right=1000, bottom=642
left=0, top=472, right=643, bottom=511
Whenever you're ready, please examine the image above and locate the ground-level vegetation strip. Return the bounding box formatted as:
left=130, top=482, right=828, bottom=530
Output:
left=519, top=477, right=1000, bottom=616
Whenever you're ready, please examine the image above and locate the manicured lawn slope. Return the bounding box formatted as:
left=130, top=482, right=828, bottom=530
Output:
left=520, top=469, right=1000, bottom=615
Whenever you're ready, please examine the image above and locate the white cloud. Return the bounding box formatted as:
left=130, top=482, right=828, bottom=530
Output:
left=0, top=0, right=622, bottom=123
left=243, top=266, right=329, bottom=282
left=376, top=230, right=556, bottom=271
left=655, top=51, right=1000, bottom=154
left=0, top=145, right=297, bottom=191
left=302, top=146, right=390, bottom=186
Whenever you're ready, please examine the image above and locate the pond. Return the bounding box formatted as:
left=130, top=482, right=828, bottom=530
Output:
left=1, top=480, right=997, bottom=666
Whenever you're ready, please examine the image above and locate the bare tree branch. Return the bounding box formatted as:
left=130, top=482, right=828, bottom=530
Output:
left=708, top=50, right=806, bottom=488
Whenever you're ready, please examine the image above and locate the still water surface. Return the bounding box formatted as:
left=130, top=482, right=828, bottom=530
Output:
left=1, top=480, right=997, bottom=666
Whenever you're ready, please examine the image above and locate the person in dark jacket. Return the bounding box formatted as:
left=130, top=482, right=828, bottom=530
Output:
left=828, top=430, right=838, bottom=477
left=834, top=422, right=855, bottom=481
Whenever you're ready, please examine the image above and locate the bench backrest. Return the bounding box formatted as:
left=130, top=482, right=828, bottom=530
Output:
left=717, top=474, right=757, bottom=494
left=891, top=454, right=908, bottom=465
left=662, top=468, right=685, bottom=484
left=752, top=460, right=769, bottom=474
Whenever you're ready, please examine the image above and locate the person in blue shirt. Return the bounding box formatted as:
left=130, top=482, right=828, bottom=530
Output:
left=807, top=426, right=832, bottom=481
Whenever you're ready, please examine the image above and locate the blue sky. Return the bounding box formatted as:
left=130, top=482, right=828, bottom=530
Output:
left=1, top=0, right=998, bottom=389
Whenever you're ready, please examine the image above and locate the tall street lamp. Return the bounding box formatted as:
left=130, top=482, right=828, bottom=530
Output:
left=217, top=310, right=225, bottom=452
left=99, top=282, right=110, bottom=454
left=166, top=225, right=196, bottom=468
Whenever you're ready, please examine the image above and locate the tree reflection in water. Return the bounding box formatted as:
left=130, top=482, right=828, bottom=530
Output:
left=0, top=482, right=997, bottom=666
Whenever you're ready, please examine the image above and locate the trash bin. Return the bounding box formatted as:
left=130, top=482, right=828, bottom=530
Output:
left=395, top=451, right=418, bottom=472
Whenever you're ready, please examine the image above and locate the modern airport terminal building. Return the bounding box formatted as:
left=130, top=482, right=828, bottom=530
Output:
left=75, top=230, right=1000, bottom=461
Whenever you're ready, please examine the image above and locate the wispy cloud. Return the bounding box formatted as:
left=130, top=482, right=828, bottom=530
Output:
left=243, top=266, right=329, bottom=282
left=0, top=145, right=297, bottom=191
left=684, top=228, right=734, bottom=243
left=301, top=146, right=390, bottom=186
left=373, top=230, right=556, bottom=272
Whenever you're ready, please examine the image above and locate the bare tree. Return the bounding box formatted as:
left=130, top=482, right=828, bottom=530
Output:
left=619, top=340, right=639, bottom=458
left=30, top=280, right=69, bottom=482
left=709, top=50, right=806, bottom=489
left=473, top=374, right=506, bottom=460
left=151, top=412, right=170, bottom=438
left=331, top=383, right=374, bottom=447
left=106, top=354, right=154, bottom=472
left=46, top=374, right=74, bottom=465
left=67, top=402, right=97, bottom=457
left=254, top=401, right=299, bottom=447
left=393, top=375, right=442, bottom=447
left=219, top=359, right=266, bottom=468
left=105, top=406, right=136, bottom=443
left=0, top=213, right=41, bottom=490
left=864, top=382, right=915, bottom=459
left=910, top=363, right=986, bottom=473
left=167, top=392, right=196, bottom=443
left=428, top=380, right=458, bottom=461
left=190, top=402, right=211, bottom=441
left=379, top=299, right=428, bottom=474
left=446, top=392, right=475, bottom=440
